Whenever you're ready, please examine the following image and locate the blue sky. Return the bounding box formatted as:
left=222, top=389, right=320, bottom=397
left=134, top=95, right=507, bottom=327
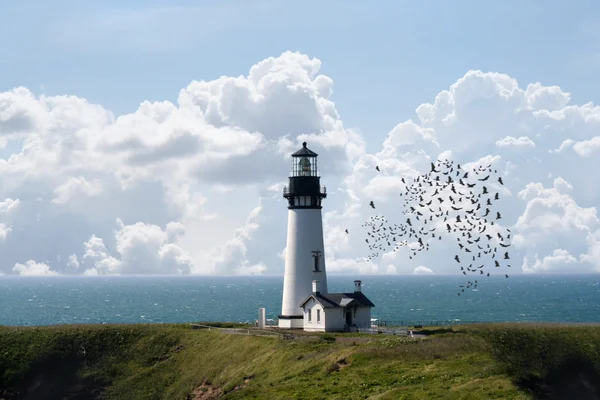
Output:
left=2, top=0, right=599, bottom=152
left=3, top=1, right=600, bottom=276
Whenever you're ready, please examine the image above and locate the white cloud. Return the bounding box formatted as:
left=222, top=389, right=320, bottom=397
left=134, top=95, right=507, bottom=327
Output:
left=522, top=249, right=578, bottom=274
left=0, top=198, right=20, bottom=214
left=327, top=258, right=379, bottom=274
left=66, top=254, right=80, bottom=270
left=328, top=69, right=600, bottom=275
left=200, top=205, right=268, bottom=275
left=51, top=176, right=103, bottom=205
left=79, top=219, right=193, bottom=275
left=512, top=178, right=599, bottom=267
left=495, top=136, right=536, bottom=148
left=1, top=54, right=600, bottom=276
left=413, top=266, right=435, bottom=275
left=13, top=260, right=58, bottom=276
left=81, top=235, right=121, bottom=275
left=572, top=136, right=600, bottom=157
left=0, top=224, right=11, bottom=241
left=0, top=198, right=19, bottom=241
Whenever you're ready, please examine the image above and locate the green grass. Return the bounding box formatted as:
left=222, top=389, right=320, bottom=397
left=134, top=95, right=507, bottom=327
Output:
left=1, top=323, right=599, bottom=399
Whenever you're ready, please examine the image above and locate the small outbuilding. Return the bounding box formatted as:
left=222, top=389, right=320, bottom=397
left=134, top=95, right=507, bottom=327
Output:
left=299, top=280, right=375, bottom=332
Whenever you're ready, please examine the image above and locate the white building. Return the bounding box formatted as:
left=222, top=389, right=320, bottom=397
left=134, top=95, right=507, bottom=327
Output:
left=299, top=279, right=375, bottom=332
left=278, top=142, right=375, bottom=332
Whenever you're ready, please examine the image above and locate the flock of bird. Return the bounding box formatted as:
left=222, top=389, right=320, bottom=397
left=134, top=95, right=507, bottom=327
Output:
left=347, top=159, right=512, bottom=296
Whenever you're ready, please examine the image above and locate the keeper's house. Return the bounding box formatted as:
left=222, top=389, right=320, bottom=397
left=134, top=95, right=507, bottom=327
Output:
left=299, top=280, right=375, bottom=332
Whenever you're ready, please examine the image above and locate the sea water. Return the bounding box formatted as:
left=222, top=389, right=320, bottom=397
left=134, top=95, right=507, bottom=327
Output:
left=0, top=274, right=599, bottom=326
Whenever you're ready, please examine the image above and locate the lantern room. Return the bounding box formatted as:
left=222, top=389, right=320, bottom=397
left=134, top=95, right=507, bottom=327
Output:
left=291, top=142, right=319, bottom=177
left=283, top=142, right=327, bottom=209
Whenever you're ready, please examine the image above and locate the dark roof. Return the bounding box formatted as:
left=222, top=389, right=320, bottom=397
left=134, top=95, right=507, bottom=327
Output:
left=299, top=292, right=375, bottom=308
left=292, top=142, right=318, bottom=157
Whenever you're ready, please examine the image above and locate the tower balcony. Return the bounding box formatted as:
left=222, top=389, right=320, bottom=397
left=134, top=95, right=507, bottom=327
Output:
left=283, top=184, right=327, bottom=198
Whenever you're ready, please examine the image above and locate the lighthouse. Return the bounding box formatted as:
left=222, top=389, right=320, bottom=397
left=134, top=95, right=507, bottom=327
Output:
left=278, top=142, right=328, bottom=329
left=277, top=142, right=375, bottom=332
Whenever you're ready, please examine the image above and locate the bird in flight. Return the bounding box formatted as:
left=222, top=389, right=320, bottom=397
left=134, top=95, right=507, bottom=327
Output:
left=356, top=158, right=512, bottom=294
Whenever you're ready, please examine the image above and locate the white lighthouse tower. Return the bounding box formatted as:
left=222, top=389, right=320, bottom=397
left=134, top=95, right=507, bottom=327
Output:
left=278, top=142, right=328, bottom=329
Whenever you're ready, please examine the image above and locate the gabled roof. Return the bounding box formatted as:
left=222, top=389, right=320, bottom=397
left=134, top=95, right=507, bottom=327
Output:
left=299, top=292, right=375, bottom=309
left=299, top=293, right=338, bottom=309
left=339, top=298, right=355, bottom=307
left=292, top=142, right=318, bottom=157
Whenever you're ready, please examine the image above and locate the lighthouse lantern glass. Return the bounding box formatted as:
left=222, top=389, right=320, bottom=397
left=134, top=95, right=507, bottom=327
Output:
left=292, top=155, right=318, bottom=177
left=299, top=157, right=311, bottom=176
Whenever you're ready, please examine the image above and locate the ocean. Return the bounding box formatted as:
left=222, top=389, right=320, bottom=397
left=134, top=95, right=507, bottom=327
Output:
left=1, top=275, right=599, bottom=327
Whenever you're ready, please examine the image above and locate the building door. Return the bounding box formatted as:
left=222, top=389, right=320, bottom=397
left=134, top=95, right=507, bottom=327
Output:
left=345, top=310, right=352, bottom=326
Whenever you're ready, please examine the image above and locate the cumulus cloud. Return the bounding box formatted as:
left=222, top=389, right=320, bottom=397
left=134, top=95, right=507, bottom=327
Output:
left=522, top=249, right=578, bottom=274
left=0, top=198, right=20, bottom=214
left=512, top=177, right=599, bottom=272
left=13, top=260, right=58, bottom=276
left=51, top=176, right=104, bottom=205
left=199, top=204, right=271, bottom=275
left=327, top=69, right=600, bottom=275
left=77, top=219, right=193, bottom=275
left=413, top=266, right=435, bottom=275
left=327, top=257, right=379, bottom=274
left=0, top=198, right=19, bottom=241
left=0, top=224, right=10, bottom=241
left=495, top=136, right=536, bottom=148
left=1, top=53, right=600, bottom=275
left=0, top=51, right=359, bottom=275
left=66, top=254, right=80, bottom=270
left=572, top=137, right=600, bottom=157
left=79, top=235, right=121, bottom=275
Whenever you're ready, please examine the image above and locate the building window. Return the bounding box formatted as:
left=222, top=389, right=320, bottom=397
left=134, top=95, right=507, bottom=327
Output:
left=317, top=309, right=321, bottom=324
left=308, top=309, right=312, bottom=322
left=312, top=251, right=322, bottom=272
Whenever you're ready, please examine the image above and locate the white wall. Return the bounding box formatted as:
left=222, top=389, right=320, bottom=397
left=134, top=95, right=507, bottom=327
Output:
left=278, top=318, right=304, bottom=329
left=302, top=297, right=326, bottom=332
left=298, top=298, right=373, bottom=332
left=352, top=307, right=372, bottom=330
left=325, top=307, right=346, bottom=332
left=325, top=306, right=371, bottom=331
left=278, top=318, right=293, bottom=329
left=280, top=208, right=328, bottom=318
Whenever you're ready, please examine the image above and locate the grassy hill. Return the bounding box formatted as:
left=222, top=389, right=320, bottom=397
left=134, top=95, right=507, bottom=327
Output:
left=1, top=322, right=600, bottom=399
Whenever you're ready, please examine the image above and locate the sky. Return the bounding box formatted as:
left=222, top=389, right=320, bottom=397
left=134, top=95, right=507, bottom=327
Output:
left=1, top=0, right=600, bottom=276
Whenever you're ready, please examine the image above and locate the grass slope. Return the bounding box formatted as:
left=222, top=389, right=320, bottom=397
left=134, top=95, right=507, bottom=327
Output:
left=0, top=323, right=599, bottom=399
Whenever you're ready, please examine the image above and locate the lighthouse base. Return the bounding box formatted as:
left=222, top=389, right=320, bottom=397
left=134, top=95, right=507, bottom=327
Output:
left=277, top=315, right=304, bottom=329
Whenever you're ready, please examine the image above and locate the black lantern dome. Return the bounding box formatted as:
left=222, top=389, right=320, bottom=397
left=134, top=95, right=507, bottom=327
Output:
left=283, top=142, right=327, bottom=209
